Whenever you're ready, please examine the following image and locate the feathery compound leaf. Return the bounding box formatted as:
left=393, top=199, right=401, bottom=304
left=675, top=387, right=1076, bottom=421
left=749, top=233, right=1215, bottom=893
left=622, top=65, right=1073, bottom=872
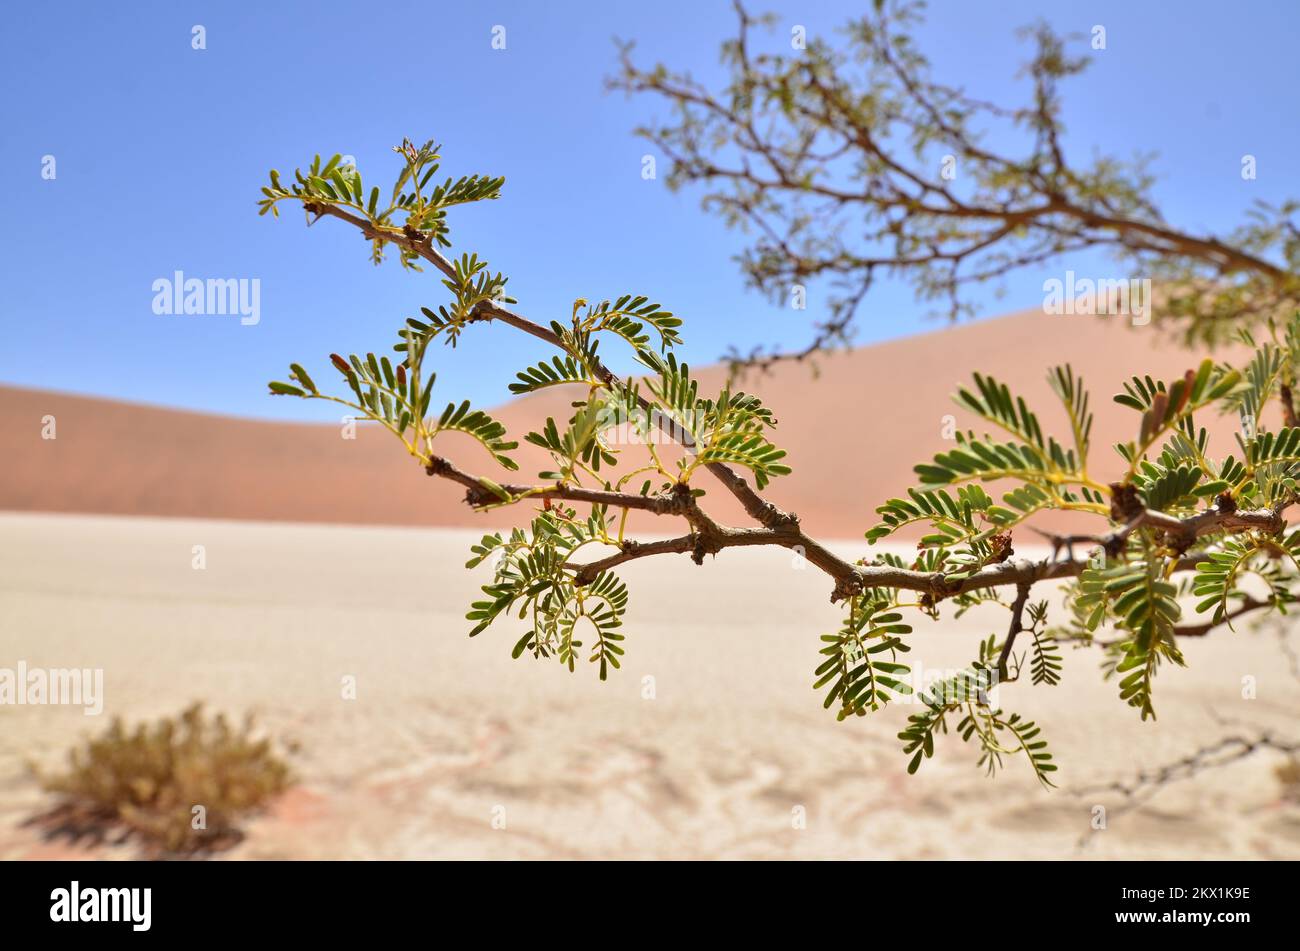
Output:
left=259, top=139, right=505, bottom=256
left=815, top=600, right=913, bottom=718
left=955, top=372, right=1045, bottom=449
left=1028, top=629, right=1063, bottom=686
left=1001, top=713, right=1058, bottom=787
left=914, top=434, right=1051, bottom=488
left=1049, top=363, right=1093, bottom=467
left=525, top=399, right=619, bottom=477
left=638, top=352, right=791, bottom=488
left=1134, top=462, right=1204, bottom=513
left=434, top=400, right=519, bottom=470
left=579, top=295, right=684, bottom=352
left=579, top=570, right=630, bottom=681
left=1113, top=364, right=1241, bottom=453
left=463, top=509, right=631, bottom=679
left=509, top=354, right=593, bottom=394
left=897, top=662, right=1057, bottom=784
left=866, top=485, right=1013, bottom=544
left=1100, top=560, right=1182, bottom=720
left=898, top=664, right=995, bottom=775
left=1190, top=537, right=1296, bottom=627
left=694, top=429, right=791, bottom=489
left=1106, top=561, right=1180, bottom=653
left=1223, top=341, right=1284, bottom=424
left=1245, top=426, right=1300, bottom=468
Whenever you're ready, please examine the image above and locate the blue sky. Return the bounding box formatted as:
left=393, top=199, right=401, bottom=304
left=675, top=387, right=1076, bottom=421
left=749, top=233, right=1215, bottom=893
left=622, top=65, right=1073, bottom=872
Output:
left=2, top=0, right=1297, bottom=420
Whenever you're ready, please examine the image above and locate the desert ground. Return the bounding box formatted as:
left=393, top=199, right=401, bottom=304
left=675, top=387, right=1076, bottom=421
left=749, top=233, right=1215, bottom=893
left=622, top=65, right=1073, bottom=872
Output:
left=2, top=512, right=1297, bottom=860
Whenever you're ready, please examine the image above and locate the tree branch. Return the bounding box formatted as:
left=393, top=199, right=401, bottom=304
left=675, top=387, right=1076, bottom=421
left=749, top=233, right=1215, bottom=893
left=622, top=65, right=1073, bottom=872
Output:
left=295, top=199, right=1290, bottom=623
left=1172, top=595, right=1276, bottom=638
left=422, top=453, right=692, bottom=515
left=302, top=200, right=794, bottom=531
left=1073, top=733, right=1300, bottom=802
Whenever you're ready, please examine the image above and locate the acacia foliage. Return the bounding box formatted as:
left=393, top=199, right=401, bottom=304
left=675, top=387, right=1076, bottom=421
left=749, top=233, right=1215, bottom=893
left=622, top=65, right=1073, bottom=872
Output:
left=263, top=140, right=1300, bottom=787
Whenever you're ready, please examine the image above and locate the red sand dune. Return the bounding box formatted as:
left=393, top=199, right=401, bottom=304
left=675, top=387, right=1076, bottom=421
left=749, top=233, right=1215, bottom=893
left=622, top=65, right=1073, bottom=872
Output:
left=0, top=310, right=1253, bottom=540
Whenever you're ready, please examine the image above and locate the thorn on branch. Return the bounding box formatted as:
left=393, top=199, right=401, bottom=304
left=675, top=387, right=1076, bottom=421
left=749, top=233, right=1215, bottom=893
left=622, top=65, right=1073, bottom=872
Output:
left=830, top=575, right=862, bottom=604
left=302, top=201, right=326, bottom=226
left=401, top=223, right=429, bottom=247
left=987, top=532, right=1014, bottom=564
left=926, top=571, right=959, bottom=603
left=1102, top=533, right=1127, bottom=560
left=690, top=533, right=721, bottom=566
left=463, top=486, right=492, bottom=507
left=1109, top=482, right=1144, bottom=523
left=466, top=301, right=494, bottom=324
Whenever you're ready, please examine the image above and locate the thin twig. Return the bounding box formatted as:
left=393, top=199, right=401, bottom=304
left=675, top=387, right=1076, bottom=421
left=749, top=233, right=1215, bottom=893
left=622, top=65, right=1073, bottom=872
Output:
left=998, top=582, right=1032, bottom=680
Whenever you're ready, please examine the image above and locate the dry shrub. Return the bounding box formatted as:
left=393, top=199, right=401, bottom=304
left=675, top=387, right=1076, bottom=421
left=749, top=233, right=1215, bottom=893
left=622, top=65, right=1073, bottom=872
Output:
left=1276, top=757, right=1300, bottom=805
left=35, top=703, right=293, bottom=856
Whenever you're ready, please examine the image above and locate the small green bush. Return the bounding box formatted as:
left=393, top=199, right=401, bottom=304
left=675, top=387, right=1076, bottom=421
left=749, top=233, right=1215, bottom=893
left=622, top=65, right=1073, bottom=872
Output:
left=36, top=703, right=293, bottom=856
